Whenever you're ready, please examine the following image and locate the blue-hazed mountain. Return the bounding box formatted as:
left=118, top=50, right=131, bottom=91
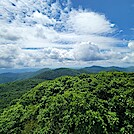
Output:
left=33, top=68, right=84, bottom=80
left=0, top=66, right=134, bottom=84
left=0, top=68, right=50, bottom=84
left=0, top=68, right=40, bottom=74
left=80, top=66, right=134, bottom=73
left=0, top=72, right=33, bottom=84
left=33, top=66, right=134, bottom=80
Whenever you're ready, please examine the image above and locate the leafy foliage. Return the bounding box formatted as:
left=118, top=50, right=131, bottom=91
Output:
left=0, top=72, right=34, bottom=84
left=33, top=68, right=83, bottom=80
left=0, top=68, right=50, bottom=84
left=0, top=72, right=134, bottom=134
left=0, top=79, right=43, bottom=112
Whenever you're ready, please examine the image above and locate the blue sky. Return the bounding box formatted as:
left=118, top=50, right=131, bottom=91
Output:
left=0, top=0, right=134, bottom=68
left=72, top=0, right=134, bottom=40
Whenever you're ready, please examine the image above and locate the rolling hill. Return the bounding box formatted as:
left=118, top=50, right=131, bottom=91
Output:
left=33, top=68, right=84, bottom=80
left=1, top=66, right=134, bottom=84
left=80, top=66, right=134, bottom=73
left=0, top=68, right=50, bottom=84
left=0, top=78, right=44, bottom=113
left=0, top=66, right=134, bottom=112
left=0, top=72, right=133, bottom=133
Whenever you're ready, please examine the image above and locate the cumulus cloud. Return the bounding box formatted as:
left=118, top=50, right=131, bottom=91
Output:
left=120, top=41, right=134, bottom=64
left=32, top=11, right=56, bottom=25
left=122, top=53, right=134, bottom=63
left=0, top=0, right=131, bottom=68
left=72, top=42, right=104, bottom=61
left=66, top=10, right=115, bottom=35
left=128, top=41, right=134, bottom=50
left=0, top=44, right=21, bottom=68
left=0, top=42, right=126, bottom=68
left=0, top=26, right=22, bottom=43
left=0, top=44, right=54, bottom=68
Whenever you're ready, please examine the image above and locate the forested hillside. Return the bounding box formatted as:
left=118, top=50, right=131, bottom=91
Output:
left=0, top=68, right=50, bottom=84
left=0, top=72, right=34, bottom=84
left=0, top=79, right=44, bottom=113
left=34, top=68, right=84, bottom=80
left=0, top=72, right=133, bottom=134
left=0, top=68, right=81, bottom=112
left=1, top=66, right=134, bottom=84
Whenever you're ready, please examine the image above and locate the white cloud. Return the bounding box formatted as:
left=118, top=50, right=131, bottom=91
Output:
left=0, top=26, right=22, bottom=43
left=66, top=10, right=115, bottom=35
left=72, top=42, right=104, bottom=61
left=0, top=44, right=21, bottom=68
left=122, top=53, right=134, bottom=63
left=32, top=11, right=56, bottom=25
left=121, top=41, right=134, bottom=63
left=0, top=0, right=131, bottom=68
left=0, top=42, right=130, bottom=68
left=128, top=41, right=134, bottom=50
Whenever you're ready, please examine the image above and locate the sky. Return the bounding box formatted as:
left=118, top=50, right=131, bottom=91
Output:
left=0, top=0, right=134, bottom=68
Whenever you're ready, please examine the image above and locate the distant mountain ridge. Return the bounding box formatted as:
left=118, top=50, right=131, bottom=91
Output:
left=0, top=72, right=33, bottom=84
left=81, top=66, right=134, bottom=73
left=0, top=68, right=50, bottom=84
left=0, top=66, right=134, bottom=84
left=33, top=68, right=83, bottom=80
left=0, top=68, right=40, bottom=74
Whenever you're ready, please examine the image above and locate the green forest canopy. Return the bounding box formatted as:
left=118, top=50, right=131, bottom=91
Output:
left=0, top=72, right=134, bottom=134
